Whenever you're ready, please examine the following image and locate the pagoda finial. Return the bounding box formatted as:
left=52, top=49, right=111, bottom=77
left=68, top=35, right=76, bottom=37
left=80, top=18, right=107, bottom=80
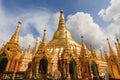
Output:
left=80, top=35, right=87, bottom=57
left=116, top=38, right=120, bottom=51
left=117, top=38, right=119, bottom=42
left=115, top=42, right=120, bottom=57
left=32, top=38, right=38, bottom=55
left=93, top=48, right=97, bottom=58
left=42, top=27, right=47, bottom=46
left=107, top=38, right=115, bottom=57
left=81, top=35, right=86, bottom=49
left=60, top=9, right=63, bottom=13
left=81, top=36, right=84, bottom=43
left=100, top=49, right=104, bottom=60
left=10, top=20, right=22, bottom=43
left=58, top=9, right=66, bottom=30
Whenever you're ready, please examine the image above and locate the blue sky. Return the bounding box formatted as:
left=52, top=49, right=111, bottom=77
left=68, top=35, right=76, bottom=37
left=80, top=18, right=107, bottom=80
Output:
left=2, top=0, right=109, bottom=27
left=0, top=0, right=120, bottom=52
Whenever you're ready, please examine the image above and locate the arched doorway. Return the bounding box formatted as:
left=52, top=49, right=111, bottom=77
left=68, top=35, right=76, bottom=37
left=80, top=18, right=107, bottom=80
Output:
left=39, top=58, right=48, bottom=74
left=91, top=62, right=99, bottom=80
left=69, top=61, right=76, bottom=80
left=0, top=56, right=8, bottom=73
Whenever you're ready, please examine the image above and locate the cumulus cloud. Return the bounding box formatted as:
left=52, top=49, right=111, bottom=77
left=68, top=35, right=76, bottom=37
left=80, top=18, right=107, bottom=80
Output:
left=1, top=0, right=119, bottom=54
left=67, top=12, right=107, bottom=50
left=0, top=0, right=107, bottom=53
left=98, top=0, right=120, bottom=52
left=0, top=1, right=59, bottom=49
left=18, top=11, right=61, bottom=47
left=19, top=34, right=41, bottom=49
left=99, top=1, right=120, bottom=38
left=98, top=0, right=120, bottom=22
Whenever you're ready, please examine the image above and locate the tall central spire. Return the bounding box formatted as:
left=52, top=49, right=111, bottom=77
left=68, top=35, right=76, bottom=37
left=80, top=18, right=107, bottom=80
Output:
left=53, top=10, right=72, bottom=40
left=47, top=10, right=80, bottom=47
left=10, top=20, right=22, bottom=44
left=57, top=9, right=66, bottom=30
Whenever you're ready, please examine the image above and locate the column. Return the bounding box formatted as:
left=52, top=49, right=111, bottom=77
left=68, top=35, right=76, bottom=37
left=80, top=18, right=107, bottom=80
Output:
left=5, top=60, right=11, bottom=71
left=48, top=62, right=51, bottom=73
left=79, top=66, right=82, bottom=79
left=88, top=62, right=92, bottom=80
left=36, top=62, right=39, bottom=74
left=66, top=61, right=70, bottom=79
left=14, top=60, right=18, bottom=73
left=77, top=64, right=82, bottom=79
left=63, top=59, right=66, bottom=78
left=9, top=58, right=15, bottom=71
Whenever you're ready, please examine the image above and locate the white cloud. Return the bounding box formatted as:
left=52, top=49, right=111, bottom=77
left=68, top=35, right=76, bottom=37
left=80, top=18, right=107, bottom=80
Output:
left=0, top=1, right=59, bottom=49
left=98, top=0, right=120, bottom=53
left=99, top=0, right=120, bottom=36
left=67, top=12, right=107, bottom=50
left=0, top=0, right=107, bottom=52
left=98, top=0, right=120, bottom=22
left=19, top=34, right=41, bottom=49
left=1, top=0, right=119, bottom=54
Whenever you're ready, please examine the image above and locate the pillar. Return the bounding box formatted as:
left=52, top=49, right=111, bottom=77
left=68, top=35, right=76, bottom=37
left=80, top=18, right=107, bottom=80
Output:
left=88, top=62, right=92, bottom=80
left=36, top=62, right=39, bottom=74
left=5, top=60, right=11, bottom=71
left=48, top=62, right=51, bottom=73
left=63, top=59, right=66, bottom=78
left=66, top=61, right=70, bottom=79
left=9, top=58, right=16, bottom=71
left=77, top=64, right=82, bottom=79
left=14, top=60, right=18, bottom=73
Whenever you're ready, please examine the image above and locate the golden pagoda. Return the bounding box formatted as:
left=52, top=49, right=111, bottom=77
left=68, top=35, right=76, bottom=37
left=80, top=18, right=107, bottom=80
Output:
left=105, top=38, right=120, bottom=79
left=0, top=10, right=113, bottom=80
left=0, top=20, right=22, bottom=72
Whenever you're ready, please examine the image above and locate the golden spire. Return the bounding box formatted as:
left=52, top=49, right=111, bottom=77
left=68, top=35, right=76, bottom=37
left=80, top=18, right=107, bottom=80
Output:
left=81, top=36, right=87, bottom=49
left=41, top=27, right=47, bottom=46
left=116, top=38, right=120, bottom=54
left=32, top=39, right=38, bottom=55
left=47, top=10, right=80, bottom=48
left=107, top=38, right=115, bottom=57
left=100, top=49, right=104, bottom=60
left=37, top=28, right=47, bottom=54
left=80, top=36, right=87, bottom=57
left=58, top=9, right=66, bottom=30
left=93, top=48, right=97, bottom=59
left=52, top=10, right=72, bottom=40
left=90, top=45, right=96, bottom=59
left=115, top=42, right=120, bottom=57
left=10, top=20, right=22, bottom=43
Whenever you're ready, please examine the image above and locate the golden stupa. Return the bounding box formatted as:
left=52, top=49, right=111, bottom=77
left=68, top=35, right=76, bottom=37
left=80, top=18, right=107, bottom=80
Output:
left=47, top=10, right=80, bottom=48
